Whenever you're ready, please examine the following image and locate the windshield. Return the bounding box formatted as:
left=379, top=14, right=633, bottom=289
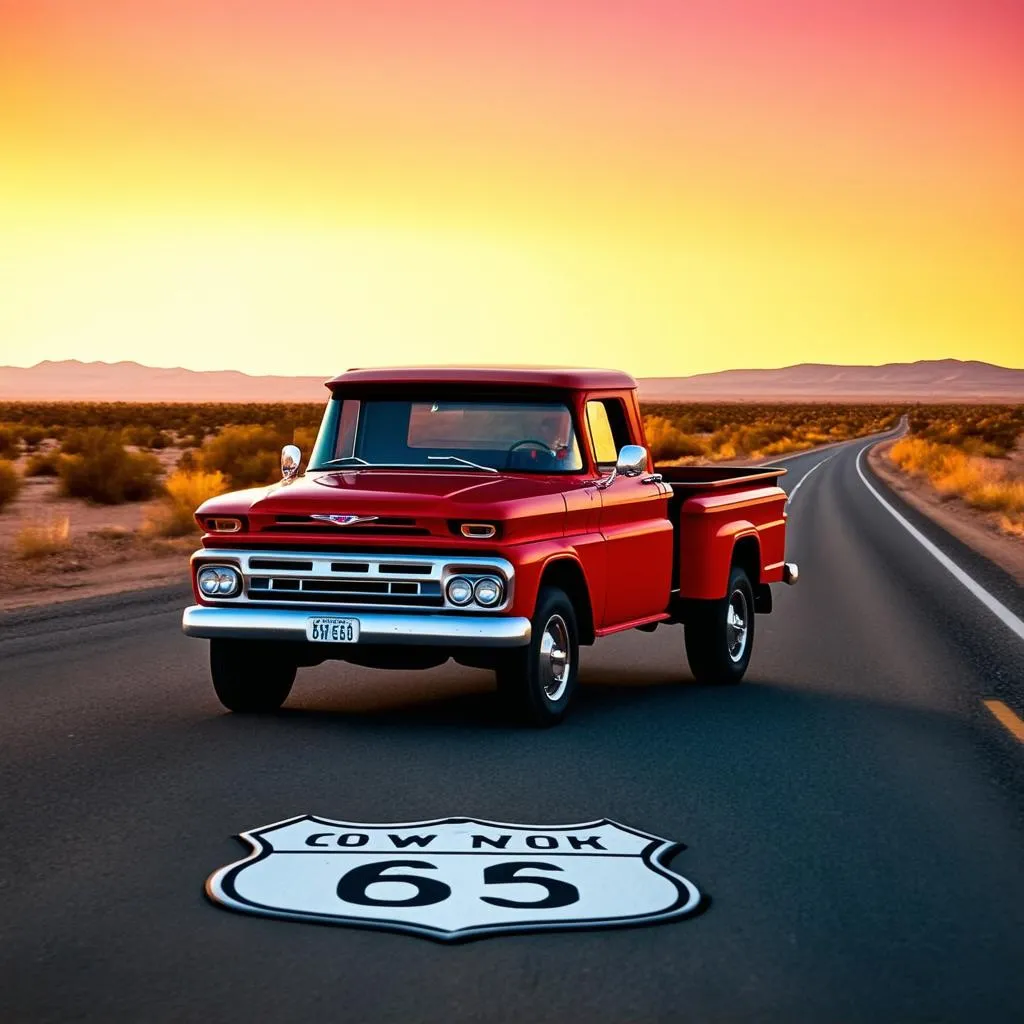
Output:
left=309, top=397, right=584, bottom=473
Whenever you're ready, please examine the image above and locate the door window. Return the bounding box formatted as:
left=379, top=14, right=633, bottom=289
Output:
left=586, top=399, right=630, bottom=468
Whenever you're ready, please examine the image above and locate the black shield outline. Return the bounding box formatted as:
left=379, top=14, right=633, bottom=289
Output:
left=206, top=814, right=706, bottom=942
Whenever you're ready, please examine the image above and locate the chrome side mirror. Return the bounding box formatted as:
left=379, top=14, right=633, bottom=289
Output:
left=281, top=444, right=301, bottom=481
left=616, top=444, right=648, bottom=477
left=596, top=444, right=649, bottom=489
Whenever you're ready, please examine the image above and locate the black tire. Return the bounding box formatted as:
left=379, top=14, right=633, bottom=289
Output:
left=495, top=586, right=579, bottom=726
left=210, top=639, right=296, bottom=712
left=684, top=565, right=755, bottom=684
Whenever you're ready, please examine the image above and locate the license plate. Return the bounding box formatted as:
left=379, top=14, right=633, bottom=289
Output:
left=306, top=617, right=360, bottom=643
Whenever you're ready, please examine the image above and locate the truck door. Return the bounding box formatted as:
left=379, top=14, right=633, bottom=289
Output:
left=586, top=397, right=673, bottom=628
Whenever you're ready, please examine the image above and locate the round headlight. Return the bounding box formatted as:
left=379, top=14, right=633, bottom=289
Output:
left=446, top=576, right=474, bottom=606
left=198, top=566, right=241, bottom=598
left=473, top=576, right=502, bottom=607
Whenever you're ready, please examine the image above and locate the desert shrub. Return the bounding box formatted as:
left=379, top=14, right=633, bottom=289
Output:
left=121, top=425, right=172, bottom=450
left=14, top=515, right=71, bottom=558
left=143, top=470, right=229, bottom=537
left=0, top=460, right=21, bottom=510
left=61, top=427, right=113, bottom=456
left=0, top=426, right=19, bottom=459
left=644, top=416, right=707, bottom=462
left=24, top=451, right=63, bottom=477
left=756, top=439, right=815, bottom=458
left=19, top=425, right=48, bottom=450
left=198, top=425, right=285, bottom=487
left=58, top=433, right=162, bottom=504
left=1000, top=516, right=1024, bottom=538
left=176, top=448, right=200, bottom=472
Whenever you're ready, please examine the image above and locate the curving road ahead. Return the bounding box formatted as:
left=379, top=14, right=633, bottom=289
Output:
left=2, top=432, right=1023, bottom=1023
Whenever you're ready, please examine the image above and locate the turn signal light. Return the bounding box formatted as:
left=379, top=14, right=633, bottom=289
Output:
left=458, top=522, right=497, bottom=539
left=205, top=517, right=243, bottom=533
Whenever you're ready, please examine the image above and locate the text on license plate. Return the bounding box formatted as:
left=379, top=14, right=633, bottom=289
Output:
left=306, top=617, right=360, bottom=643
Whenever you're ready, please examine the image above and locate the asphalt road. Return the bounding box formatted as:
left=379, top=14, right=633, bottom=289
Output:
left=2, top=433, right=1023, bottom=1023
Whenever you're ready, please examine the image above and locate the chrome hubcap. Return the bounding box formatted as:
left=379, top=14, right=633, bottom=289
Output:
left=539, top=614, right=571, bottom=701
left=726, top=590, right=749, bottom=663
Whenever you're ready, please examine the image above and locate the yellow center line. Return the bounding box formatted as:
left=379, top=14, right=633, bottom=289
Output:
left=983, top=700, right=1024, bottom=743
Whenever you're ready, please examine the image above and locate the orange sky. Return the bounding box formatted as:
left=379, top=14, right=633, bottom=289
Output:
left=1, top=0, right=1021, bottom=377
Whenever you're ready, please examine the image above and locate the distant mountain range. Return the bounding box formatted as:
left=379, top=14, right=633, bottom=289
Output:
left=0, top=358, right=1020, bottom=403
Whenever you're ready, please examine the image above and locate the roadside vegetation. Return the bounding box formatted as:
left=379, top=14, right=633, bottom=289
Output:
left=0, top=459, right=21, bottom=510
left=0, top=401, right=323, bottom=448
left=57, top=428, right=163, bottom=504
left=640, top=404, right=900, bottom=463
left=889, top=406, right=1024, bottom=537
left=143, top=470, right=229, bottom=537
left=14, top=515, right=71, bottom=559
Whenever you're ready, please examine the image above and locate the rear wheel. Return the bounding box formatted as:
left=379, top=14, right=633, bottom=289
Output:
left=684, top=566, right=755, bottom=684
left=210, top=639, right=296, bottom=712
left=496, top=586, right=579, bottom=726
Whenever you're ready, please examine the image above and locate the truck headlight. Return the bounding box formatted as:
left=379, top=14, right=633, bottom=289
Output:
left=473, top=576, right=503, bottom=607
left=446, top=576, right=474, bottom=606
left=198, top=565, right=242, bottom=598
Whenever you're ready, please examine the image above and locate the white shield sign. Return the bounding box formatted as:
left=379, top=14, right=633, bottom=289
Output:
left=206, top=815, right=703, bottom=941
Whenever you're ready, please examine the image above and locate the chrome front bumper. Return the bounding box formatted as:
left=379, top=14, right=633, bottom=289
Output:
left=182, top=605, right=532, bottom=647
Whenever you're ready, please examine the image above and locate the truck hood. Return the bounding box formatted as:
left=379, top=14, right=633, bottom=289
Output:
left=198, top=469, right=578, bottom=543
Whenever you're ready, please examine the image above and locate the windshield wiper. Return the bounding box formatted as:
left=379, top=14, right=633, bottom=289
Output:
left=427, top=455, right=498, bottom=473
left=316, top=455, right=371, bottom=468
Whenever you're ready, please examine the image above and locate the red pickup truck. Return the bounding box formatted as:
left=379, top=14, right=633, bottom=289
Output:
left=183, top=367, right=797, bottom=725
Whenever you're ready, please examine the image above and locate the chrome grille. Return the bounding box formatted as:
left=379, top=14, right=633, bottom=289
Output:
left=192, top=549, right=514, bottom=613
left=248, top=575, right=443, bottom=608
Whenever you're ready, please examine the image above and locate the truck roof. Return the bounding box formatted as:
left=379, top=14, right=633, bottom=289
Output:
left=326, top=366, right=637, bottom=391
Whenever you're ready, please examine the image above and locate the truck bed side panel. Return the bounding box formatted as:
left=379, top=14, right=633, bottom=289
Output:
left=674, top=486, right=788, bottom=600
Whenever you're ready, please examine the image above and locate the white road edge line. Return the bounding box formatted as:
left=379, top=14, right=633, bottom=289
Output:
left=855, top=443, right=1024, bottom=643
left=786, top=454, right=835, bottom=505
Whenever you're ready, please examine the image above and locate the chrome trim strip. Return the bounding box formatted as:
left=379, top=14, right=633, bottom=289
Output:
left=191, top=548, right=515, bottom=612
left=182, top=606, right=531, bottom=646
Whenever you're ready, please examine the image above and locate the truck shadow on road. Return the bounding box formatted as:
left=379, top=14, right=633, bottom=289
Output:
left=215, top=663, right=728, bottom=732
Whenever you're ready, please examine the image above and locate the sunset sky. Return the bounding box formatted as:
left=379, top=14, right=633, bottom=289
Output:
left=1, top=0, right=1021, bottom=377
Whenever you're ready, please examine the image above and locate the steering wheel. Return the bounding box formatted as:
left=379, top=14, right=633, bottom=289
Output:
left=504, top=438, right=557, bottom=469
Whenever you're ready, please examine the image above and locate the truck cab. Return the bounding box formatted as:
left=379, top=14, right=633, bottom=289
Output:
left=183, top=367, right=797, bottom=725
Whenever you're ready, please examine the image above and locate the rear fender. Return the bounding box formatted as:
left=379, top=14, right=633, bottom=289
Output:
left=677, top=486, right=787, bottom=600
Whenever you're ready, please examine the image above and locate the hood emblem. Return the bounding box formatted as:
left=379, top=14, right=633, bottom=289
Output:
left=310, top=514, right=379, bottom=527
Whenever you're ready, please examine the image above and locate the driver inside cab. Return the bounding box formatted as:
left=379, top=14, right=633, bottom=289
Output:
left=509, top=410, right=578, bottom=472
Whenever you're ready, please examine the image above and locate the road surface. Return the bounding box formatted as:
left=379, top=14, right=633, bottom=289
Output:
left=2, top=433, right=1023, bottom=1023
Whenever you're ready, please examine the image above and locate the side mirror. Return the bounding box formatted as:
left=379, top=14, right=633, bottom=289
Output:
left=281, top=444, right=301, bottom=481
left=596, top=444, right=649, bottom=489
left=615, top=444, right=648, bottom=477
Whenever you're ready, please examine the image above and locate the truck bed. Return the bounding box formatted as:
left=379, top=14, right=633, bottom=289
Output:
left=659, top=465, right=789, bottom=597
left=658, top=464, right=787, bottom=493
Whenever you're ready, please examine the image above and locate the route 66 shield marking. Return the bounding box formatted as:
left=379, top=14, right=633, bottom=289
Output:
left=206, top=815, right=704, bottom=942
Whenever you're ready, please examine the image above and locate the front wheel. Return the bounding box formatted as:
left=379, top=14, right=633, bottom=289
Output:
left=495, top=586, right=579, bottom=726
left=684, top=566, right=755, bottom=684
left=210, top=639, right=296, bottom=712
